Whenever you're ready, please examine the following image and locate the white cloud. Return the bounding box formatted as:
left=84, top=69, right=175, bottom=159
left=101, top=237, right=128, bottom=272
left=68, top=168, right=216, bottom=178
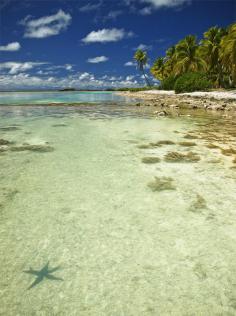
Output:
left=126, top=75, right=135, bottom=80
left=46, top=64, right=73, bottom=71
left=82, top=28, right=134, bottom=43
left=124, top=61, right=135, bottom=66
left=79, top=72, right=94, bottom=80
left=124, top=60, right=150, bottom=68
left=79, top=2, right=102, bottom=12
left=142, top=0, right=189, bottom=8
left=0, top=72, right=141, bottom=90
left=0, top=62, right=47, bottom=74
left=140, top=0, right=190, bottom=14
left=103, top=10, right=122, bottom=21
left=87, top=56, right=109, bottom=63
left=134, top=43, right=152, bottom=51
left=21, top=9, right=71, bottom=38
left=0, top=42, right=21, bottom=51
left=65, top=64, right=73, bottom=71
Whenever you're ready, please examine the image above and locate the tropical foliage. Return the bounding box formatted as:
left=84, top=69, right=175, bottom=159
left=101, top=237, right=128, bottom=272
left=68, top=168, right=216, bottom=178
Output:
left=134, top=49, right=151, bottom=86
left=149, top=22, right=236, bottom=90
left=174, top=72, right=212, bottom=93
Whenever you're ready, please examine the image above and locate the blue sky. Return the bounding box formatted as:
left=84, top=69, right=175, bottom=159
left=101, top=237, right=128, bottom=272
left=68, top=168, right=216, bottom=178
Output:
left=0, top=0, right=235, bottom=90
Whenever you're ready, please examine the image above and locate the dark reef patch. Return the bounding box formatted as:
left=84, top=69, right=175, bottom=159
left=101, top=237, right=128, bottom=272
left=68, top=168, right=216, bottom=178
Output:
left=183, top=134, right=199, bottom=139
left=178, top=141, right=196, bottom=147
left=206, top=143, right=219, bottom=149
left=10, top=144, right=54, bottom=153
left=157, top=140, right=175, bottom=145
left=0, top=139, right=14, bottom=145
left=137, top=144, right=151, bottom=149
left=221, top=148, right=236, bottom=156
left=189, top=194, right=207, bottom=212
left=142, top=157, right=161, bottom=164
left=148, top=176, right=176, bottom=191
left=164, top=151, right=200, bottom=163
left=0, top=126, right=21, bottom=131
left=52, top=124, right=68, bottom=127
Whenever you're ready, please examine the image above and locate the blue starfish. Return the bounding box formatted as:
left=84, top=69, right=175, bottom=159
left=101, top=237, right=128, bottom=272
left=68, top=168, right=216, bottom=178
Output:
left=24, top=261, right=63, bottom=290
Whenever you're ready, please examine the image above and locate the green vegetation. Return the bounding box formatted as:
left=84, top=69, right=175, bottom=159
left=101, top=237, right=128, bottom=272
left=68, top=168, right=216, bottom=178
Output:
left=174, top=72, right=212, bottom=93
left=160, top=75, right=178, bottom=90
left=130, top=23, right=236, bottom=92
left=116, top=86, right=157, bottom=92
left=134, top=49, right=151, bottom=87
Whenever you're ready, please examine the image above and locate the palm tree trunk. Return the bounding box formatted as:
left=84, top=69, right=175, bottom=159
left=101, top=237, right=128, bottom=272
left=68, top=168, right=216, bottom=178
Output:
left=142, top=68, right=151, bottom=87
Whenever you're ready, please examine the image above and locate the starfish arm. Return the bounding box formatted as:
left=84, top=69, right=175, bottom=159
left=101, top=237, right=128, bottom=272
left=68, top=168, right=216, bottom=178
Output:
left=23, top=269, right=40, bottom=276
left=41, top=262, right=50, bottom=274
left=46, top=274, right=63, bottom=281
left=27, top=276, right=44, bottom=290
left=48, top=266, right=60, bottom=273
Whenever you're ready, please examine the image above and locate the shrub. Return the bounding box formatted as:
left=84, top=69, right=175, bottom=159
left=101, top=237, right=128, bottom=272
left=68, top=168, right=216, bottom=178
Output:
left=160, top=75, right=178, bottom=90
left=116, top=86, right=159, bottom=92
left=174, top=72, right=212, bottom=94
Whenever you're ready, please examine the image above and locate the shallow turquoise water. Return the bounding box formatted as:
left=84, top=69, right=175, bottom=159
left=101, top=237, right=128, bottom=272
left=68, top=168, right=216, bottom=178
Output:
left=0, top=102, right=236, bottom=315
left=0, top=91, right=130, bottom=105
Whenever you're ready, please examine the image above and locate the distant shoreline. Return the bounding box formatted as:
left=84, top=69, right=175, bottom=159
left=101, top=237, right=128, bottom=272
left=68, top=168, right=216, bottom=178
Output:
left=0, top=90, right=114, bottom=93
left=117, top=90, right=236, bottom=113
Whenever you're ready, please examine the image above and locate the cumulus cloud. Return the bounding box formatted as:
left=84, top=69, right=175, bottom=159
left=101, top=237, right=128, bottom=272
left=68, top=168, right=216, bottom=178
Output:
left=0, top=42, right=21, bottom=51
left=82, top=28, right=134, bottom=43
left=0, top=72, right=141, bottom=90
left=124, top=60, right=150, bottom=68
left=140, top=0, right=190, bottom=14
left=134, top=43, right=152, bottom=50
left=79, top=2, right=102, bottom=12
left=20, top=9, right=71, bottom=38
left=0, top=62, right=47, bottom=74
left=46, top=64, right=73, bottom=71
left=103, top=10, right=123, bottom=21
left=87, top=56, right=109, bottom=63
left=124, top=61, right=135, bottom=66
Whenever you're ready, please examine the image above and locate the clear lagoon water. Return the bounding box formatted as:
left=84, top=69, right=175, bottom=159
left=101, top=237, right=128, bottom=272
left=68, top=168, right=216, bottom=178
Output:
left=0, top=91, right=131, bottom=105
left=0, top=92, right=236, bottom=315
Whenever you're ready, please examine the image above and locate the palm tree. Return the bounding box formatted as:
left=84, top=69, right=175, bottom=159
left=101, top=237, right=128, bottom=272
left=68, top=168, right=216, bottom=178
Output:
left=220, top=23, right=236, bottom=86
left=150, top=57, right=166, bottom=81
left=165, top=45, right=176, bottom=73
left=134, top=49, right=151, bottom=86
left=200, top=26, right=226, bottom=87
left=174, top=35, right=206, bottom=75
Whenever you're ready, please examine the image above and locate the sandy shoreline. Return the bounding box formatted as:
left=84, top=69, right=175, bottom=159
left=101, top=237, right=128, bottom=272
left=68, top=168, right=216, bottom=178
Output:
left=117, top=90, right=236, bottom=114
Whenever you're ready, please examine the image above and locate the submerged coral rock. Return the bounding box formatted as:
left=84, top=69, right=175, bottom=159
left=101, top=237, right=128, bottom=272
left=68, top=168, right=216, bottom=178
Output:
left=148, top=142, right=162, bottom=147
left=142, top=157, right=161, bottom=164
left=52, top=124, right=67, bottom=127
left=148, top=176, right=175, bottom=191
left=221, top=148, right=236, bottom=156
left=189, top=194, right=207, bottom=212
left=10, top=144, right=54, bottom=153
left=164, top=151, right=200, bottom=162
left=178, top=141, right=196, bottom=147
left=0, top=147, right=8, bottom=153
left=0, top=126, right=20, bottom=131
left=206, top=143, right=219, bottom=149
left=0, top=139, right=13, bottom=145
left=157, top=140, right=175, bottom=145
left=146, top=140, right=175, bottom=148
left=137, top=144, right=151, bottom=149
left=183, top=134, right=198, bottom=139
left=155, top=111, right=168, bottom=117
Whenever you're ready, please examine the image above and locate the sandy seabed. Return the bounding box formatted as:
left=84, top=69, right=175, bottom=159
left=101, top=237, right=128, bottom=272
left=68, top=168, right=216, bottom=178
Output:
left=0, top=104, right=236, bottom=315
